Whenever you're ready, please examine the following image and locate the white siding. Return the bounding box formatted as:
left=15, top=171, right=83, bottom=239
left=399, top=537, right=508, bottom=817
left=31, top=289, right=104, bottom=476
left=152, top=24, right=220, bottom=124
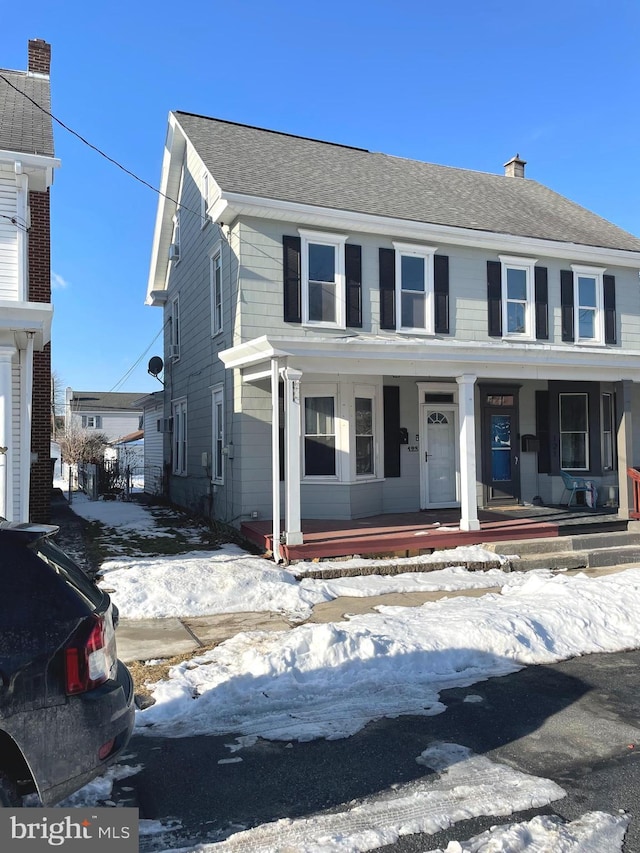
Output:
left=11, top=356, right=21, bottom=519
left=143, top=404, right=164, bottom=495
left=0, top=177, right=18, bottom=301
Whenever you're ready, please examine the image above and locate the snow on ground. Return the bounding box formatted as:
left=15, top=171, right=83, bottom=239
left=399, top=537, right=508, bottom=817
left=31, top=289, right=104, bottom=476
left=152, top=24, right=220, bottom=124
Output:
left=58, top=494, right=637, bottom=850
left=98, top=547, right=551, bottom=621
left=136, top=569, right=640, bottom=742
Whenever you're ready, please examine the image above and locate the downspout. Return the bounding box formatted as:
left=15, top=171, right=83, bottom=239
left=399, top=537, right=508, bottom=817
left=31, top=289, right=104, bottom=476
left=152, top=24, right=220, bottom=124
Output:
left=271, top=357, right=281, bottom=562
left=20, top=333, right=35, bottom=521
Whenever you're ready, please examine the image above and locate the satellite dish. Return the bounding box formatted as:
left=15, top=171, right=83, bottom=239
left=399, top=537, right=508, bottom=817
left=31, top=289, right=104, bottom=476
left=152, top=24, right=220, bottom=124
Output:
left=148, top=356, right=164, bottom=377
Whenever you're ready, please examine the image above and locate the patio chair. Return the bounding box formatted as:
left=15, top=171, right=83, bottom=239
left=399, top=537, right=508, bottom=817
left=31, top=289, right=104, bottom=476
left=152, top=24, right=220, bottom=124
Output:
left=560, top=471, right=597, bottom=509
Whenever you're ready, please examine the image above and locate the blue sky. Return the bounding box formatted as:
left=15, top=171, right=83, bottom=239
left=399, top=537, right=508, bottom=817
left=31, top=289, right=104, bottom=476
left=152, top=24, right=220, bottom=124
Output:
left=3, top=0, right=639, bottom=394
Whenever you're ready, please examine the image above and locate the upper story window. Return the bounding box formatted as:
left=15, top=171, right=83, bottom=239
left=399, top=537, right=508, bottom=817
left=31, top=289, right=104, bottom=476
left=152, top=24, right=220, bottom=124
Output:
left=201, top=171, right=210, bottom=228
left=487, top=258, right=547, bottom=340
left=169, top=210, right=181, bottom=261
left=81, top=415, right=101, bottom=429
left=171, top=295, right=180, bottom=360
left=562, top=265, right=616, bottom=346
left=210, top=247, right=223, bottom=336
left=498, top=255, right=537, bottom=340
left=392, top=242, right=437, bottom=334
left=299, top=230, right=347, bottom=329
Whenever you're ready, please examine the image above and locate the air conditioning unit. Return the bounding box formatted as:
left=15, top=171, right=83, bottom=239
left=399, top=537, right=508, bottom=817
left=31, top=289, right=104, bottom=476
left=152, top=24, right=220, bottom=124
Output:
left=168, top=243, right=180, bottom=261
left=170, top=344, right=180, bottom=359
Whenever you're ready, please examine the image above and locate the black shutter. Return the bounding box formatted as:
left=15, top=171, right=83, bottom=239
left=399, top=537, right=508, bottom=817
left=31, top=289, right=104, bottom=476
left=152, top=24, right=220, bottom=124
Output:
left=487, top=260, right=502, bottom=336
left=560, top=270, right=574, bottom=341
left=283, top=236, right=301, bottom=323
left=434, top=254, right=449, bottom=334
left=379, top=248, right=396, bottom=330
left=535, top=390, right=550, bottom=474
left=603, top=274, right=616, bottom=344
left=345, top=244, right=362, bottom=328
left=534, top=266, right=549, bottom=340
left=383, top=385, right=401, bottom=478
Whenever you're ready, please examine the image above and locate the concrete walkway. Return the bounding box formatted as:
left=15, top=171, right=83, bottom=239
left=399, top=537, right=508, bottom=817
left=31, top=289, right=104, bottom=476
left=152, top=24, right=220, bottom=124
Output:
left=115, top=563, right=631, bottom=664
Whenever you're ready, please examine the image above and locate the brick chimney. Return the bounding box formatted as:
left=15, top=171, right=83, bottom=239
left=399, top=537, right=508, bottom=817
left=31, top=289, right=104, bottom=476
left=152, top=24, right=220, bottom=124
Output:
left=28, top=39, right=51, bottom=75
left=504, top=153, right=526, bottom=178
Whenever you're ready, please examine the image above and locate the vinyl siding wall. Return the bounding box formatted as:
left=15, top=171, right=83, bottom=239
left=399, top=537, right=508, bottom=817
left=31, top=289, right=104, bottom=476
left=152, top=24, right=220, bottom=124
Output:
left=0, top=175, right=18, bottom=301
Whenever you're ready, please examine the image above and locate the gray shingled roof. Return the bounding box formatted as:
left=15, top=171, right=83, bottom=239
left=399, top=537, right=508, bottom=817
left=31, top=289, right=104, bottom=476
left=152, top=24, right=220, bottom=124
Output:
left=175, top=112, right=640, bottom=253
left=0, top=69, right=54, bottom=157
left=70, top=392, right=144, bottom=413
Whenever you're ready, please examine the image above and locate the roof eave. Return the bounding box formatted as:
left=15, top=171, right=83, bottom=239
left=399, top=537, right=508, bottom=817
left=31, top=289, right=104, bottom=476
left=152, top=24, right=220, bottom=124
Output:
left=214, top=191, right=640, bottom=266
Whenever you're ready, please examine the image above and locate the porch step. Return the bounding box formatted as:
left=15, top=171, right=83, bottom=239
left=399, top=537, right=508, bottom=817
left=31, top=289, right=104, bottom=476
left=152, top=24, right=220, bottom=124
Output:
left=483, top=529, right=640, bottom=572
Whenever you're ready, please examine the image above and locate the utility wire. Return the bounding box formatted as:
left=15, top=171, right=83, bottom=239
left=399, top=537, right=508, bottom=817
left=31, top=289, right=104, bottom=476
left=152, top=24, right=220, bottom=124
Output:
left=109, top=320, right=168, bottom=393
left=0, top=73, right=203, bottom=224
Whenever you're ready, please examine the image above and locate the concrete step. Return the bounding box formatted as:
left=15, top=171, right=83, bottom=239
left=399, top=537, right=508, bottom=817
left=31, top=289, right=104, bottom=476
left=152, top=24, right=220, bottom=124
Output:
left=483, top=529, right=640, bottom=557
left=508, top=543, right=640, bottom=573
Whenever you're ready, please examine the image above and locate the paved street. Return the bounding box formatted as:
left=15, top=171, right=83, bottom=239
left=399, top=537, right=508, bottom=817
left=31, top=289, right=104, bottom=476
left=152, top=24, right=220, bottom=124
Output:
left=114, top=649, right=640, bottom=852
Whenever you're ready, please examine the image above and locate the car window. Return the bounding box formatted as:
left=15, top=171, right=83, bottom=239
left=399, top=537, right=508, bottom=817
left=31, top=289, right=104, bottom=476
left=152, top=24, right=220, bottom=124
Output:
left=32, top=540, right=105, bottom=609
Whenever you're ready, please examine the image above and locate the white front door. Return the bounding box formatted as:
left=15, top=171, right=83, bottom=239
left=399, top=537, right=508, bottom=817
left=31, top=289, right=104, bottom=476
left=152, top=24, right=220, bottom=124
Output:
left=422, top=405, right=459, bottom=507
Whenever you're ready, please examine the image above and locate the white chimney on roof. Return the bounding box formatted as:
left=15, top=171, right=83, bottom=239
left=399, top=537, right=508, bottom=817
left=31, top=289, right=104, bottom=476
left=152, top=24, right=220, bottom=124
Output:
left=504, top=153, right=526, bottom=178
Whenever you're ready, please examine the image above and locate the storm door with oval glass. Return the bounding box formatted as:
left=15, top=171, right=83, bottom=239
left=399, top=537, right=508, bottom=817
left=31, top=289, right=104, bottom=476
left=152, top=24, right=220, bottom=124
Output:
left=422, top=406, right=459, bottom=507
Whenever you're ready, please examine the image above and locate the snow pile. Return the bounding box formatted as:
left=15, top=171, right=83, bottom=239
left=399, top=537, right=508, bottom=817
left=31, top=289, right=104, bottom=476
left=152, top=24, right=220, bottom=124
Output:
left=136, top=570, right=640, bottom=741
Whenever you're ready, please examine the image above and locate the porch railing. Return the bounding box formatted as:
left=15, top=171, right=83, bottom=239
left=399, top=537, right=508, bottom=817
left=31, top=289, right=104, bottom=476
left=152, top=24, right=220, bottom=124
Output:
left=627, top=467, right=640, bottom=519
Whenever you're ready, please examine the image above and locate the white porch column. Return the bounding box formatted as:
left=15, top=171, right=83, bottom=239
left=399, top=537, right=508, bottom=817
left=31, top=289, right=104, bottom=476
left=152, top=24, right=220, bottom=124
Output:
left=615, top=380, right=634, bottom=520
left=270, top=358, right=281, bottom=562
left=19, top=333, right=34, bottom=522
left=456, top=373, right=480, bottom=531
left=283, top=367, right=303, bottom=546
left=0, top=346, right=16, bottom=520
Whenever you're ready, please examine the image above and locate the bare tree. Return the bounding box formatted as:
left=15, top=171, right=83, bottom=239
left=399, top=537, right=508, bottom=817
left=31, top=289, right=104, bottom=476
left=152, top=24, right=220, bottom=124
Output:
left=55, top=424, right=109, bottom=503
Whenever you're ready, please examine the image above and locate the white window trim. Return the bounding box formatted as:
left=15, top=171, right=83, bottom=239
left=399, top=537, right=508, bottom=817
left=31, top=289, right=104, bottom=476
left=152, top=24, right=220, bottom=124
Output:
left=210, top=240, right=223, bottom=337
left=393, top=241, right=438, bottom=335
left=212, top=385, right=224, bottom=484
left=302, top=383, right=340, bottom=480
left=499, top=254, right=538, bottom=341
left=601, top=391, right=614, bottom=471
left=299, top=229, right=348, bottom=329
left=571, top=264, right=606, bottom=345
left=172, top=397, right=188, bottom=476
left=351, top=384, right=381, bottom=481
left=171, top=295, right=180, bottom=360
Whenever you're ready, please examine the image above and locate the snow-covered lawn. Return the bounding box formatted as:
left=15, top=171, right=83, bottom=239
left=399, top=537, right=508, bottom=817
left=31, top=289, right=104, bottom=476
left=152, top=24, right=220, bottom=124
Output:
left=65, top=493, right=637, bottom=851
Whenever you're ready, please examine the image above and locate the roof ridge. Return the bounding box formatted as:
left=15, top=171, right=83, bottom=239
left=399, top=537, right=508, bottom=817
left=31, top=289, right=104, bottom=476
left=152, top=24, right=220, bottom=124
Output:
left=174, top=111, right=369, bottom=153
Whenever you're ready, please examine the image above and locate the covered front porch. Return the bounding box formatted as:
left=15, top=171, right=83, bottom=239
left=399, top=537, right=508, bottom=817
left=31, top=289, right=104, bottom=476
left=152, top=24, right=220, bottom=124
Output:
left=242, top=504, right=626, bottom=563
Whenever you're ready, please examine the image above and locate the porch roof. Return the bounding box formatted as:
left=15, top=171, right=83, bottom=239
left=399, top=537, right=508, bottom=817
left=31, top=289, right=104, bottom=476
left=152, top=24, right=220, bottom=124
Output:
left=219, top=334, right=640, bottom=383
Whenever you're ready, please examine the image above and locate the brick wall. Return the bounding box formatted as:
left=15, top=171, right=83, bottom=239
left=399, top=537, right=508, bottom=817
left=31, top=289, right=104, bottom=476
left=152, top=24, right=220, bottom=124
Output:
left=28, top=39, right=51, bottom=75
left=28, top=189, right=52, bottom=522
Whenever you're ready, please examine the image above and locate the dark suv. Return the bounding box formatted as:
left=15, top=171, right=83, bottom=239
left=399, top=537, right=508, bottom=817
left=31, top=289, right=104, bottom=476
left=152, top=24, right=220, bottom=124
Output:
left=0, top=521, right=135, bottom=806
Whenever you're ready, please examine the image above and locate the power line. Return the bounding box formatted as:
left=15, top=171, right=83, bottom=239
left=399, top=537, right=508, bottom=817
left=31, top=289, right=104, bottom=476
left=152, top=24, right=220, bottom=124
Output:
left=109, top=321, right=167, bottom=393
left=0, top=73, right=203, bottom=224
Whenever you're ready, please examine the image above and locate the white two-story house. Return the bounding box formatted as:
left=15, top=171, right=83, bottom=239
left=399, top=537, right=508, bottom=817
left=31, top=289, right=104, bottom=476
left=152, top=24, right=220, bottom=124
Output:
left=146, top=113, right=640, bottom=559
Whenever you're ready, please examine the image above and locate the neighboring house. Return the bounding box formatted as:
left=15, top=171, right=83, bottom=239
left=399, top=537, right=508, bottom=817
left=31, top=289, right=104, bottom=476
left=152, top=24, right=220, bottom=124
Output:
left=65, top=389, right=144, bottom=443
left=136, top=391, right=164, bottom=496
left=105, top=429, right=144, bottom=489
left=0, top=39, right=59, bottom=522
left=145, top=113, right=640, bottom=552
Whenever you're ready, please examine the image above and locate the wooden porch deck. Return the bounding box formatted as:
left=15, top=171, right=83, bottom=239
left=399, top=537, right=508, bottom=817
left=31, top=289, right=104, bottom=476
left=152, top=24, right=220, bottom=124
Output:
left=241, top=505, right=626, bottom=562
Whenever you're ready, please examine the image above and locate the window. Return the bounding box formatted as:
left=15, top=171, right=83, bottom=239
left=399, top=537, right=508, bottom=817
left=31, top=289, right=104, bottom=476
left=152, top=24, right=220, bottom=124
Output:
left=499, top=255, right=537, bottom=339
left=304, top=396, right=336, bottom=476
left=171, top=296, right=180, bottom=359
left=212, top=386, right=224, bottom=483
left=602, top=393, right=614, bottom=470
left=201, top=171, right=210, bottom=227
left=559, top=393, right=589, bottom=470
left=170, top=210, right=181, bottom=260
left=355, top=396, right=374, bottom=476
left=299, top=229, right=347, bottom=328
left=172, top=399, right=187, bottom=475
left=81, top=415, right=101, bottom=429
left=210, top=249, right=222, bottom=335
left=571, top=265, right=605, bottom=343
left=393, top=242, right=437, bottom=334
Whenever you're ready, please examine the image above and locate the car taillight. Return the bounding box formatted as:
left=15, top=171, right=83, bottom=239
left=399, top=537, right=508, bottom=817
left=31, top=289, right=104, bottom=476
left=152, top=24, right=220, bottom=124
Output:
left=65, top=614, right=112, bottom=695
